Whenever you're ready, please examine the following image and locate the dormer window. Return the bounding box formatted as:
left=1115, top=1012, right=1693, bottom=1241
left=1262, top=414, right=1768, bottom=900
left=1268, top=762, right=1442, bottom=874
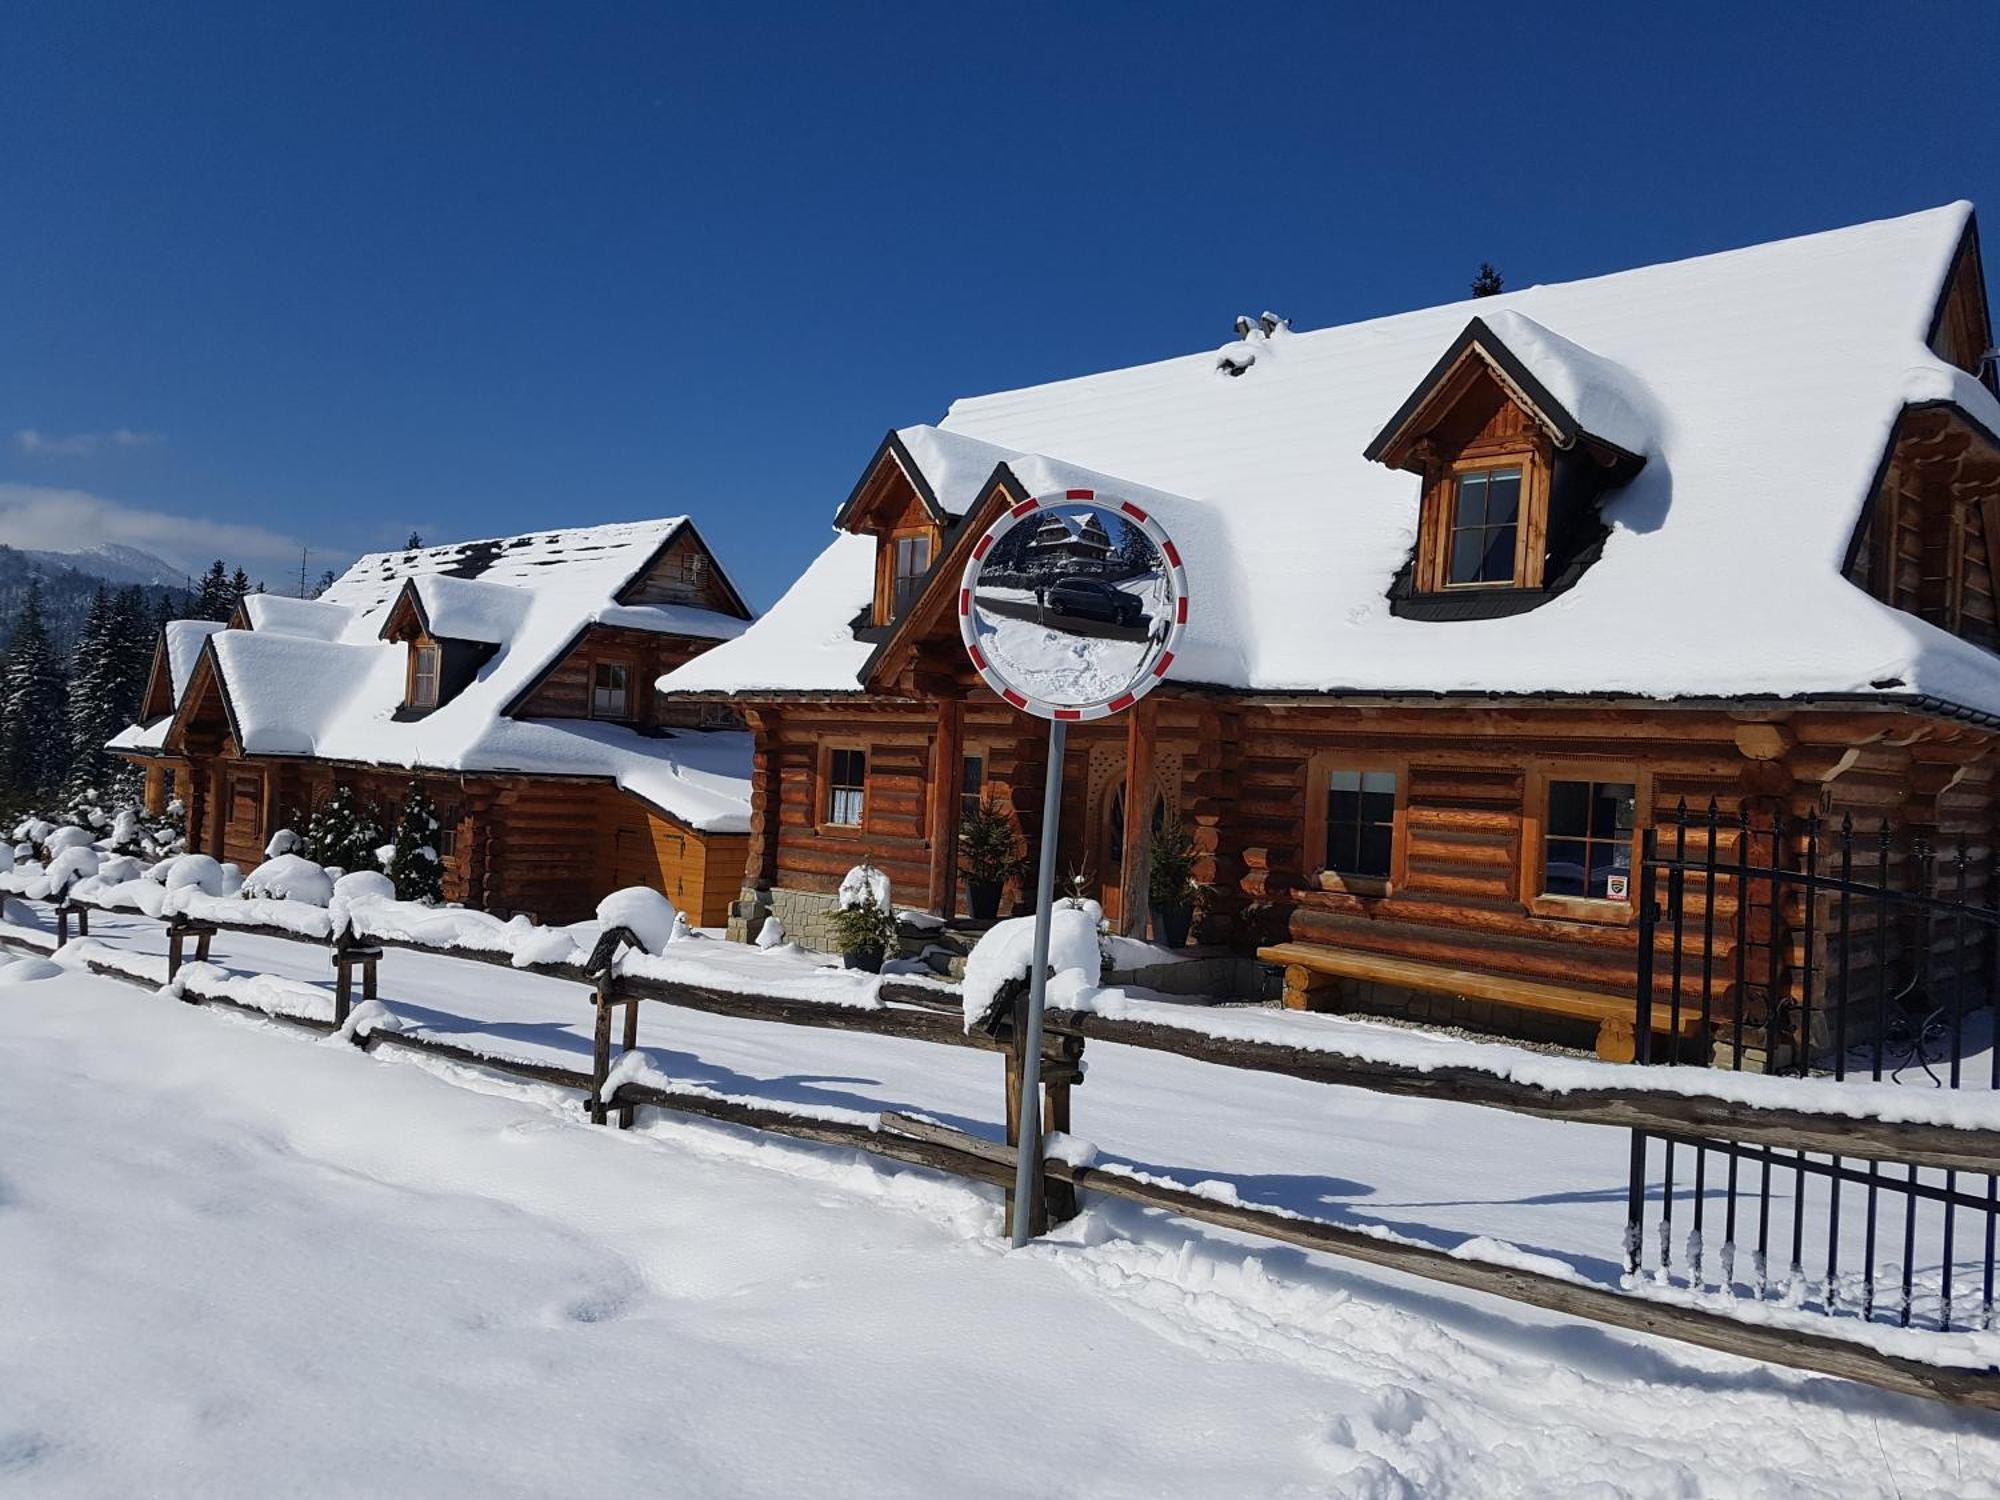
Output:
left=1366, top=313, right=1648, bottom=617
left=891, top=534, right=932, bottom=615
left=409, top=643, right=441, bottom=708
left=1445, top=464, right=1524, bottom=586
left=591, top=661, right=632, bottom=719
left=872, top=526, right=940, bottom=626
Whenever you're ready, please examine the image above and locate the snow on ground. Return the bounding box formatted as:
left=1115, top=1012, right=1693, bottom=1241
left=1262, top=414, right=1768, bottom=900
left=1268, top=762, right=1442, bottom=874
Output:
left=5, top=961, right=2000, bottom=1497
left=972, top=606, right=1152, bottom=705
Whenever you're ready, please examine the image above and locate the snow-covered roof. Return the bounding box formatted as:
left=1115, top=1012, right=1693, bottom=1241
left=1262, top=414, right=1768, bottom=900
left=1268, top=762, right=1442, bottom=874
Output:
left=140, top=519, right=755, bottom=833
left=237, top=594, right=355, bottom=642
left=665, top=203, right=2000, bottom=716
left=891, top=426, right=1021, bottom=518
left=164, top=620, right=226, bottom=700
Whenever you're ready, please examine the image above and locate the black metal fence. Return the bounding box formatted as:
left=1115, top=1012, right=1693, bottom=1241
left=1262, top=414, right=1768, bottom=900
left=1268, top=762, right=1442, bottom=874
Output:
left=1625, top=803, right=1998, bottom=1331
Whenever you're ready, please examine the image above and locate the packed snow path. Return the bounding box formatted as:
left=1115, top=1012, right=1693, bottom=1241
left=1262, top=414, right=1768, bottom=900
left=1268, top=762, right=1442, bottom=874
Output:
left=4, top=966, right=1999, bottom=1496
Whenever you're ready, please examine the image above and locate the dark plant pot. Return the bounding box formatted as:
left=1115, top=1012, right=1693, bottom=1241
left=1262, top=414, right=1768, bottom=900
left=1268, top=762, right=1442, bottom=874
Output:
left=843, top=945, right=884, bottom=973
left=1150, top=903, right=1194, bottom=948
left=965, top=879, right=1004, bottom=921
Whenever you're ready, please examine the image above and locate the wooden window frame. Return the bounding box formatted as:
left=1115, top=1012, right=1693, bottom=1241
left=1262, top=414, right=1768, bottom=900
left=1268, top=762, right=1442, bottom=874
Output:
left=818, top=741, right=868, bottom=831
left=1416, top=448, right=1552, bottom=594
left=589, top=657, right=635, bottom=721
left=1303, top=751, right=1408, bottom=897
left=874, top=524, right=940, bottom=626
left=960, top=749, right=988, bottom=824
left=407, top=639, right=442, bottom=708
left=1520, top=762, right=1652, bottom=925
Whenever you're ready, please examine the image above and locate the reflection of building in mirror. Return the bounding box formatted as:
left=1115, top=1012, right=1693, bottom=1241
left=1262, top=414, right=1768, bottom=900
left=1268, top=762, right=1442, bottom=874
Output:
left=968, top=502, right=1173, bottom=709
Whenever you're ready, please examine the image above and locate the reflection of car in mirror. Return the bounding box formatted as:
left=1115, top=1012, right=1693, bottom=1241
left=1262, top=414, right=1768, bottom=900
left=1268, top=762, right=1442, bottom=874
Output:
left=1040, top=576, right=1144, bottom=629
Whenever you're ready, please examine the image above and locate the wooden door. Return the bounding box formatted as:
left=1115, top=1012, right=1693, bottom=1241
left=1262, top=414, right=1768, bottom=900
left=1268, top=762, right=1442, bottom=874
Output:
left=224, top=770, right=266, bottom=868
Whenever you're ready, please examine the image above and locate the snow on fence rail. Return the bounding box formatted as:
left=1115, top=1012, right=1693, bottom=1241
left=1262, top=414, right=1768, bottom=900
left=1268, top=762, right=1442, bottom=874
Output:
left=3, top=885, right=1997, bottom=1411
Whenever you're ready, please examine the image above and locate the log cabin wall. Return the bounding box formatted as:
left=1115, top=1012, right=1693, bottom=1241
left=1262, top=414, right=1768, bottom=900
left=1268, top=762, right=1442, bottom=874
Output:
left=732, top=693, right=1996, bottom=1055
left=1209, top=702, right=1998, bottom=1050
left=622, top=527, right=741, bottom=613
left=1845, top=408, right=2000, bottom=654
left=165, top=743, right=745, bottom=926
left=740, top=694, right=1204, bottom=949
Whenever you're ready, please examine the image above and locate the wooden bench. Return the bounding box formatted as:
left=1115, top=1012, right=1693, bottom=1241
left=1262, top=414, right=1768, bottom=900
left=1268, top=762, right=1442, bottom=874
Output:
left=1256, top=942, right=1705, bottom=1062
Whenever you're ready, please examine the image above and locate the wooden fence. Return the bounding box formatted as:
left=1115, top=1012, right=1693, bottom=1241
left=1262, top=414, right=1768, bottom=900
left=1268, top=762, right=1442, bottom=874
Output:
left=6, top=887, right=1999, bottom=1412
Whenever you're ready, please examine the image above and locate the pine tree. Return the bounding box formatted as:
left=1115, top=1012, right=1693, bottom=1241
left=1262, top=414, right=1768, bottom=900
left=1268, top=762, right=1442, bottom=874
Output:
left=228, top=567, right=252, bottom=615
left=64, top=586, right=120, bottom=793
left=1471, top=262, right=1505, bottom=298
left=303, top=783, right=383, bottom=874
left=385, top=778, right=443, bottom=903
left=193, top=560, right=232, bottom=621
left=1108, top=516, right=1155, bottom=580
left=111, top=586, right=156, bottom=722
left=0, top=579, right=72, bottom=801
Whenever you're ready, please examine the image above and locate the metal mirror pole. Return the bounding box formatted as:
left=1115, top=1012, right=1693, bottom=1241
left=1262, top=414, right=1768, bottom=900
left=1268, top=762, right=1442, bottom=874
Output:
left=1010, top=714, right=1068, bottom=1248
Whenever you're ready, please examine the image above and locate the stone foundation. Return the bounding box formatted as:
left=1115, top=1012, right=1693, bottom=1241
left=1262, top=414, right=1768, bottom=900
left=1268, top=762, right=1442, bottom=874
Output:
left=729, top=885, right=852, bottom=956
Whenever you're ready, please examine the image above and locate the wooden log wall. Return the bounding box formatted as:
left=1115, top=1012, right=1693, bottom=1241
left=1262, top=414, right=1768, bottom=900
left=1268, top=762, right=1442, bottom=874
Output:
left=1212, top=705, right=2000, bottom=1035
left=756, top=699, right=1206, bottom=918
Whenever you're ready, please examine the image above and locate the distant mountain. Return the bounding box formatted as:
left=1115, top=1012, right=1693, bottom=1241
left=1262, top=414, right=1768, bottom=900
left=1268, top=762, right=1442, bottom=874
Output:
left=21, top=543, right=191, bottom=590
left=0, top=545, right=192, bottom=657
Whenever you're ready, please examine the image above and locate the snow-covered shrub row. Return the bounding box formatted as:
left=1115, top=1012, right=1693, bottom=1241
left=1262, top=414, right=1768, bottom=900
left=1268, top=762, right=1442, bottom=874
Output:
left=9, top=792, right=183, bottom=864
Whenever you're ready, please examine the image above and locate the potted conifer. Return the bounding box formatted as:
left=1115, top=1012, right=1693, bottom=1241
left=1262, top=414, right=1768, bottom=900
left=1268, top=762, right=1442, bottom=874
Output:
left=1147, top=817, right=1199, bottom=948
left=957, top=797, right=1023, bottom=921
left=830, top=890, right=899, bottom=972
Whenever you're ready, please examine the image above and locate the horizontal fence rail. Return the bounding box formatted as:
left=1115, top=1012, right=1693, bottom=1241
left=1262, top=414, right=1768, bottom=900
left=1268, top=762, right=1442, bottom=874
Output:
left=3, top=884, right=1996, bottom=1411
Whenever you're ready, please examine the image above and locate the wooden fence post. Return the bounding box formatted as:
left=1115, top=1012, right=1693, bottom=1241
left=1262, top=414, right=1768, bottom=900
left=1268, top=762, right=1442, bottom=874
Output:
left=589, top=972, right=615, bottom=1126
left=1041, top=1033, right=1085, bottom=1224
left=583, top=925, right=640, bottom=1127
left=330, top=940, right=383, bottom=1031
left=617, top=986, right=641, bottom=1130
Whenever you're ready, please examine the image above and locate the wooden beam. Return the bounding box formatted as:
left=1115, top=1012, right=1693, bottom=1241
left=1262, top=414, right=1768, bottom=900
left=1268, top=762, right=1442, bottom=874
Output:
left=1117, top=696, right=1158, bottom=937
left=927, top=697, right=964, bottom=916
left=1048, top=1009, right=2000, bottom=1175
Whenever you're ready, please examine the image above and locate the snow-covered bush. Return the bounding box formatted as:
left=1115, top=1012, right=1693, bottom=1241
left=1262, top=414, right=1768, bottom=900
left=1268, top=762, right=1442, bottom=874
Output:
left=597, top=886, right=679, bottom=956
left=753, top=913, right=786, bottom=950
left=109, top=810, right=143, bottom=849
left=241, top=853, right=335, bottom=907
left=162, top=854, right=227, bottom=896
left=331, top=869, right=395, bottom=905
left=264, top=828, right=302, bottom=859
left=384, top=781, right=444, bottom=904
left=44, top=845, right=100, bottom=892
left=95, top=854, right=144, bottom=885
left=44, top=826, right=94, bottom=855
left=304, top=785, right=383, bottom=874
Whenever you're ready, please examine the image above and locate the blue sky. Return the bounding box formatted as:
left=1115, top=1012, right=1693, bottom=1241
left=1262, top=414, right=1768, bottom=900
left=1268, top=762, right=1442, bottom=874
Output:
left=2, top=2, right=1996, bottom=605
